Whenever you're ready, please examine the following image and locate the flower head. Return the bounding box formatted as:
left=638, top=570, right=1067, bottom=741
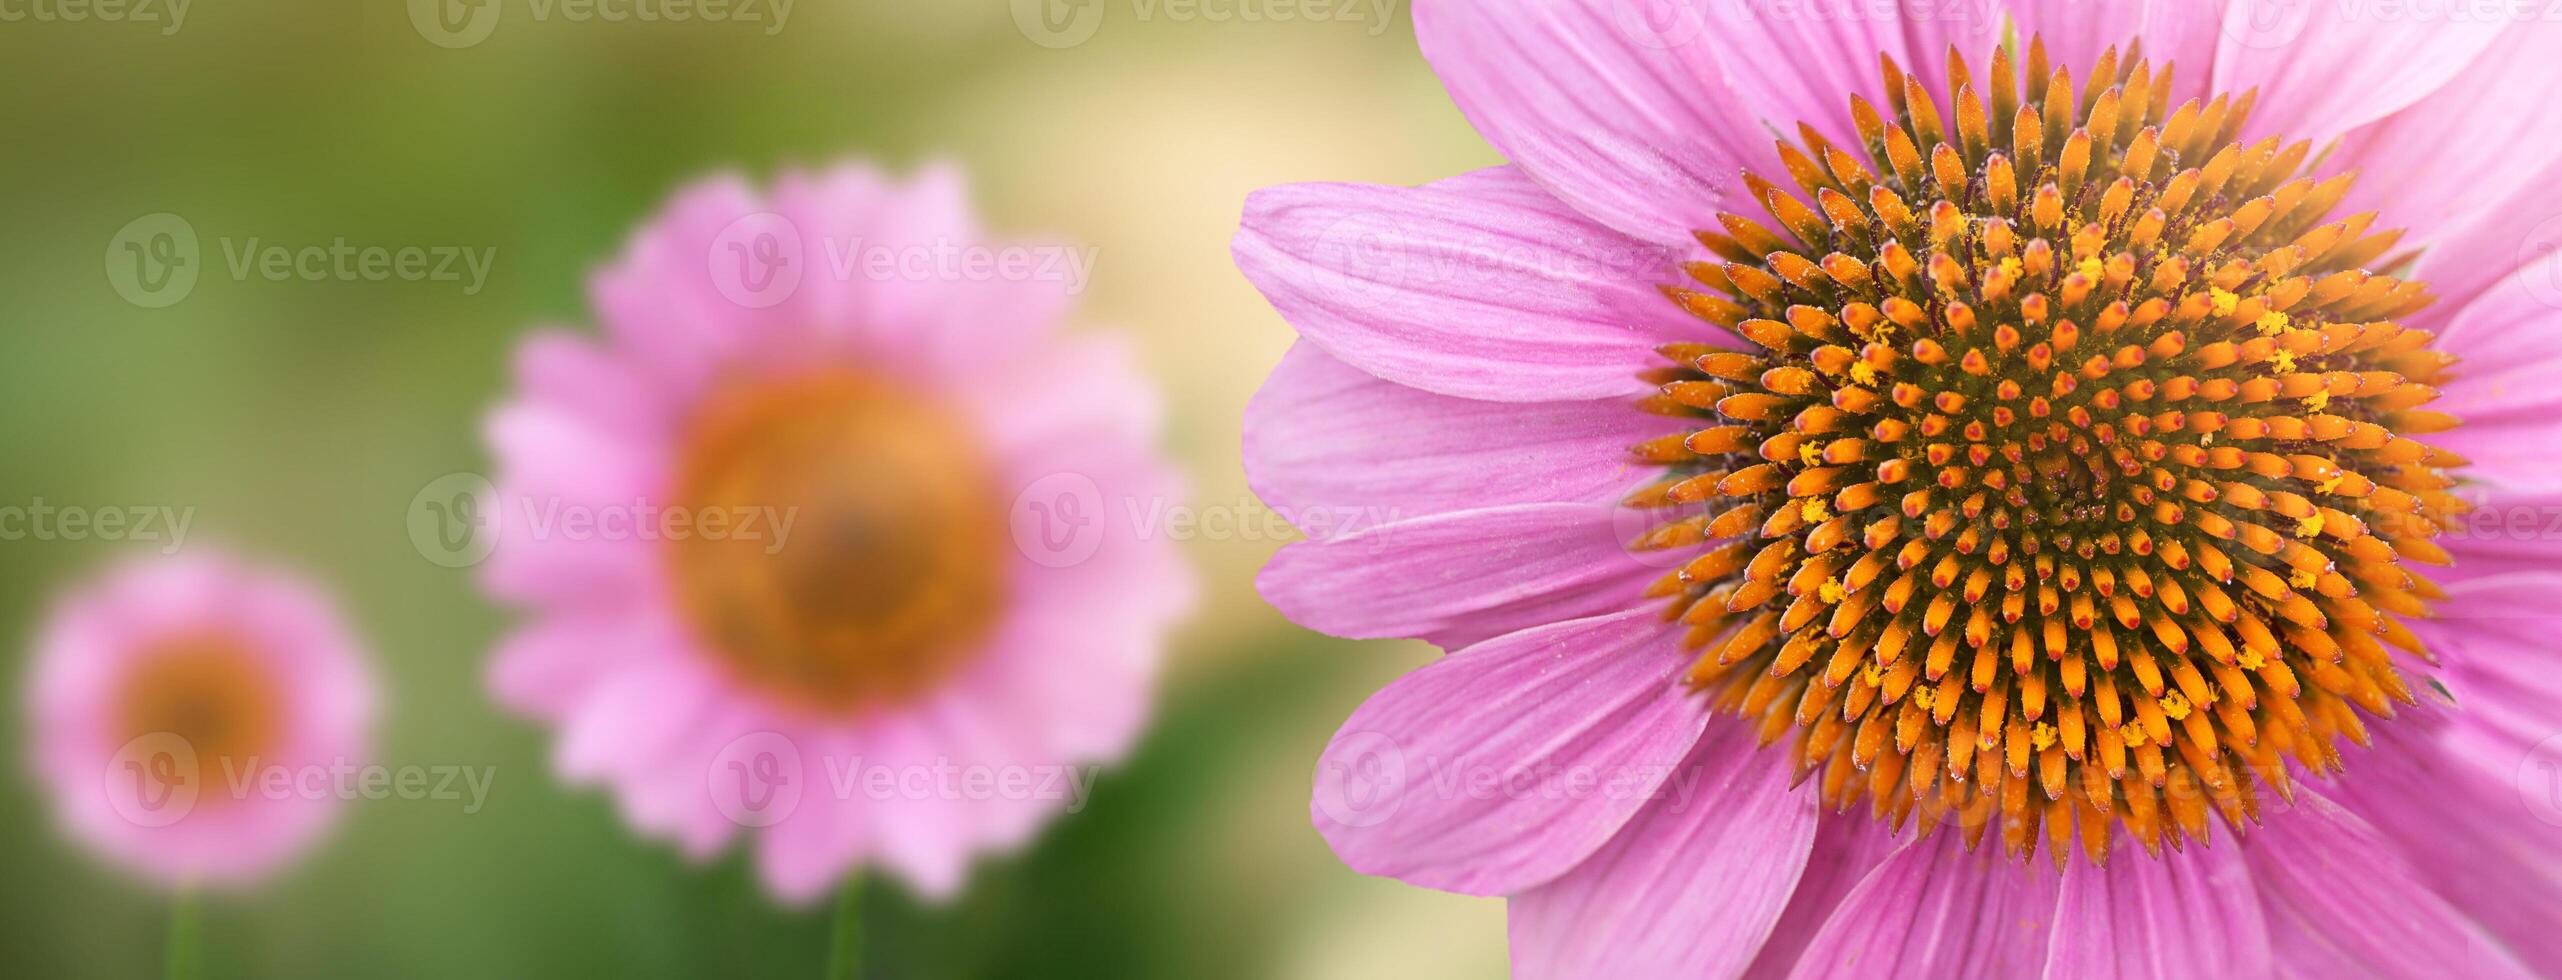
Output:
left=483, top=163, right=1191, bottom=903
left=1240, top=2, right=2562, bottom=975
left=25, top=551, right=377, bottom=889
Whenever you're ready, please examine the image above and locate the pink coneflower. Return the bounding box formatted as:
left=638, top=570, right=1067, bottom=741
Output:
left=483, top=163, right=1191, bottom=905
left=25, top=551, right=377, bottom=889
left=1240, top=2, right=2562, bottom=975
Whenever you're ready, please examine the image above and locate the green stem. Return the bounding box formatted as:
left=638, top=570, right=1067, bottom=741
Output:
left=824, top=878, right=862, bottom=980
left=164, top=888, right=202, bottom=980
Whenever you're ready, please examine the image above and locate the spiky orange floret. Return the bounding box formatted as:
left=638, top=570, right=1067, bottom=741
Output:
left=1628, top=39, right=2467, bottom=868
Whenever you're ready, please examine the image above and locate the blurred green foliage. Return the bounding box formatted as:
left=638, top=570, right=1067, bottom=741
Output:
left=0, top=1, right=1522, bottom=977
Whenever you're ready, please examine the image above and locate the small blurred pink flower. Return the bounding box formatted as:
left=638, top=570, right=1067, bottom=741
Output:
left=25, top=551, right=377, bottom=889
left=482, top=162, right=1192, bottom=904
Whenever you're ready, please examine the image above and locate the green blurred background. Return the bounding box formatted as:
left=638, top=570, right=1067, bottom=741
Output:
left=0, top=1, right=1515, bottom=975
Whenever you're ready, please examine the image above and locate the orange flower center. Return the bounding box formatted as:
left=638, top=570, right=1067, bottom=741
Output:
left=115, top=636, right=285, bottom=777
left=1625, top=39, right=2464, bottom=866
left=667, top=370, right=1008, bottom=718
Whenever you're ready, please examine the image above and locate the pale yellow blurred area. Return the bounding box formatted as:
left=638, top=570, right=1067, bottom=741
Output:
left=909, top=5, right=1512, bottom=977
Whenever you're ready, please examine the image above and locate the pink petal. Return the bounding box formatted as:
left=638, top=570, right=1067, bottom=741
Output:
left=2426, top=264, right=2562, bottom=493
left=1231, top=168, right=1702, bottom=402
left=2333, top=25, right=2562, bottom=251
left=1741, top=816, right=1909, bottom=980
left=2410, top=155, right=2562, bottom=314
left=1244, top=342, right=1670, bottom=540
left=2214, top=3, right=2505, bottom=150
left=508, top=329, right=672, bottom=442
left=588, top=174, right=776, bottom=393
left=2006, top=0, right=2223, bottom=106
left=2244, top=792, right=2533, bottom=979
left=1410, top=0, right=1783, bottom=245
left=1508, top=719, right=1817, bottom=979
left=2414, top=572, right=2562, bottom=753
left=1257, top=503, right=1660, bottom=650
left=1310, top=607, right=1708, bottom=896
left=2327, top=710, right=2562, bottom=976
left=2045, top=840, right=2271, bottom=979
left=1785, top=833, right=2062, bottom=980
left=1695, top=0, right=2003, bottom=147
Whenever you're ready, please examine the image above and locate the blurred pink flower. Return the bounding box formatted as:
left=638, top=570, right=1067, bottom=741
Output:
left=483, top=163, right=1192, bottom=903
left=25, top=551, right=377, bottom=889
left=1238, top=1, right=2562, bottom=976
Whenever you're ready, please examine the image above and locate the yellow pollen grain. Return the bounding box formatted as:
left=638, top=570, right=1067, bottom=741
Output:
left=2295, top=514, right=2325, bottom=538
left=2118, top=722, right=2151, bottom=747
left=2030, top=722, right=2057, bottom=752
left=2305, top=389, right=2331, bottom=412
left=2238, top=649, right=2268, bottom=670
left=1913, top=686, right=1937, bottom=711
left=1849, top=361, right=1879, bottom=386
left=1802, top=498, right=1830, bottom=522
left=2076, top=257, right=2104, bottom=281
left=1818, top=578, right=1847, bottom=604
left=1859, top=661, right=1885, bottom=687
left=1799, top=441, right=1825, bottom=466
left=2210, top=288, right=2240, bottom=316
left=2270, top=349, right=2298, bottom=375
left=2160, top=692, right=2193, bottom=721
left=2316, top=474, right=2346, bottom=494
left=1999, top=257, right=2023, bottom=279
left=2290, top=567, right=2319, bottom=590
left=2256, top=311, right=2291, bottom=336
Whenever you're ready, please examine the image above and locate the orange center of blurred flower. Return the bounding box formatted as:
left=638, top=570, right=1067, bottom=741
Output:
left=115, top=636, right=285, bottom=777
left=1625, top=40, right=2465, bottom=865
left=667, top=370, right=1008, bottom=718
